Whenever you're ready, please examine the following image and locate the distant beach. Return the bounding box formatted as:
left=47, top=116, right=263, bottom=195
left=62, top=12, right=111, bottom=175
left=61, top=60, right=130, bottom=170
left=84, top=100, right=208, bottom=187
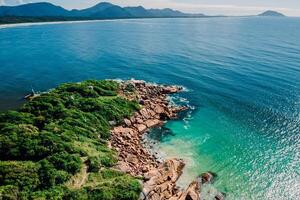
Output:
left=0, top=19, right=130, bottom=29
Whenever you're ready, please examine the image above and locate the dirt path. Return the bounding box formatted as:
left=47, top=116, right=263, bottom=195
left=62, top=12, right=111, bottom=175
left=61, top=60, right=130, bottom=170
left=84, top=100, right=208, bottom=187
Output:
left=66, top=158, right=89, bottom=189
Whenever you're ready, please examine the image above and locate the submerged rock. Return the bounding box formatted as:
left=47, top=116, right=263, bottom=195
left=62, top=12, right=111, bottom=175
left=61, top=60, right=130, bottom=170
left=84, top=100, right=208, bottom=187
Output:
left=200, top=171, right=216, bottom=184
left=215, top=193, right=225, bottom=200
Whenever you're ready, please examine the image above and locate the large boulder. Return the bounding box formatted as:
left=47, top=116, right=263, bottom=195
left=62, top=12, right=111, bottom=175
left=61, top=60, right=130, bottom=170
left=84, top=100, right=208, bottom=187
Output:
left=124, top=118, right=132, bottom=127
left=135, top=124, right=147, bottom=133
left=144, top=119, right=162, bottom=128
left=162, top=86, right=181, bottom=94
left=177, top=181, right=200, bottom=200
left=140, top=108, right=151, bottom=119
left=115, top=161, right=131, bottom=173
left=143, top=159, right=185, bottom=199
left=154, top=105, right=165, bottom=114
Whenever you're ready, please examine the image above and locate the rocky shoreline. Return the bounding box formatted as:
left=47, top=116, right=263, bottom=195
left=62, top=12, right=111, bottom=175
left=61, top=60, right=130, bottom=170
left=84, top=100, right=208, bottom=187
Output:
left=110, top=80, right=222, bottom=200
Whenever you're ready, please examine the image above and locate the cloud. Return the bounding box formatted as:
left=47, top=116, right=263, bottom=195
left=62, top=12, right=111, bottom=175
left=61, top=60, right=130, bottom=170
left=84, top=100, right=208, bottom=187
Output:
left=2, top=0, right=27, bottom=5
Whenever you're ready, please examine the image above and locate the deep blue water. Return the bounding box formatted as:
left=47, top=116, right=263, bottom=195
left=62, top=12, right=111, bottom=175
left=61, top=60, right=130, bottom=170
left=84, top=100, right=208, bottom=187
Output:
left=0, top=17, right=300, bottom=199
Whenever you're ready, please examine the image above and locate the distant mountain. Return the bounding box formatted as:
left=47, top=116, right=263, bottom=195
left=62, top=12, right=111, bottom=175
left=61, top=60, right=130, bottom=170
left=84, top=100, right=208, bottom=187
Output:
left=70, top=2, right=130, bottom=18
left=0, top=2, right=69, bottom=17
left=258, top=10, right=285, bottom=17
left=148, top=8, right=186, bottom=17
left=124, top=6, right=152, bottom=17
left=0, top=2, right=205, bottom=19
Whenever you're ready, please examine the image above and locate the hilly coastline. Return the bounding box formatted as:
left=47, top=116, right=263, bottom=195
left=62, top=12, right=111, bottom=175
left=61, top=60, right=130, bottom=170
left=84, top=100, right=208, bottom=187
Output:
left=0, top=2, right=205, bottom=24
left=0, top=2, right=285, bottom=25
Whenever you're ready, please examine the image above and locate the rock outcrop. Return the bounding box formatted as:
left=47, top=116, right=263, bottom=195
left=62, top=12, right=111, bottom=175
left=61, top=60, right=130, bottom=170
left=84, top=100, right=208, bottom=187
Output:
left=175, top=181, right=200, bottom=200
left=143, top=159, right=185, bottom=199
left=110, top=80, right=201, bottom=200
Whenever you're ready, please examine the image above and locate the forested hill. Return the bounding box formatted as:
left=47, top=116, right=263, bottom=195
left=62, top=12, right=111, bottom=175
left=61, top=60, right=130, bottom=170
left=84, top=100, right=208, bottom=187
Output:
left=0, top=2, right=205, bottom=19
left=0, top=80, right=141, bottom=199
left=0, top=2, right=286, bottom=25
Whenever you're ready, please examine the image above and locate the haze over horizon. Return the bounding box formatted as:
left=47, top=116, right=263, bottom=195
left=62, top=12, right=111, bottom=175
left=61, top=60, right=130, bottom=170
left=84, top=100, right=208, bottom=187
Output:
left=0, top=0, right=300, bottom=16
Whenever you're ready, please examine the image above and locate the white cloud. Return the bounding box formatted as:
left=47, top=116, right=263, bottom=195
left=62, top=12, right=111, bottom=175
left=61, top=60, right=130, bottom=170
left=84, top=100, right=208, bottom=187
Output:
left=2, top=0, right=27, bottom=5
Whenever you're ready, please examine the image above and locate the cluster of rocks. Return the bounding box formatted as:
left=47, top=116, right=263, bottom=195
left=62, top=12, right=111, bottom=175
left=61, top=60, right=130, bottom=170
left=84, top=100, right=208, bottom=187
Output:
left=111, top=80, right=187, bottom=176
left=110, top=80, right=223, bottom=200
left=142, top=159, right=201, bottom=200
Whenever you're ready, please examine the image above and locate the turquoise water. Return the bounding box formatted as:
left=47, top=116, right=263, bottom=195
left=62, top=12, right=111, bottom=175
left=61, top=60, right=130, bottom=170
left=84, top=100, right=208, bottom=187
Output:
left=0, top=17, right=300, bottom=199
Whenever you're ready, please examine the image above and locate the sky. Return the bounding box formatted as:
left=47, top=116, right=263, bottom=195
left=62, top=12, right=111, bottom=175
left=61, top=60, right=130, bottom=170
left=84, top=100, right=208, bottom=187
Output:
left=1, top=0, right=300, bottom=16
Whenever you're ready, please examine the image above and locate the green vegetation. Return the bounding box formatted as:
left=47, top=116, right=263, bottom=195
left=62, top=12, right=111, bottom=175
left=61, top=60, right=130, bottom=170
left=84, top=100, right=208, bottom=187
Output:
left=0, top=80, right=141, bottom=200
left=0, top=16, right=93, bottom=25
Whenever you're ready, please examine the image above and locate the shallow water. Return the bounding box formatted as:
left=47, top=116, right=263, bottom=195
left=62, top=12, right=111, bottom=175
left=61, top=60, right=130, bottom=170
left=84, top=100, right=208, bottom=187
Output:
left=0, top=17, right=299, bottom=199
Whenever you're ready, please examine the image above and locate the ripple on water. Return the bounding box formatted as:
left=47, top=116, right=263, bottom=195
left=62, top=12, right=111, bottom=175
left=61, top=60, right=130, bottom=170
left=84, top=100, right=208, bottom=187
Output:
left=0, top=17, right=299, bottom=199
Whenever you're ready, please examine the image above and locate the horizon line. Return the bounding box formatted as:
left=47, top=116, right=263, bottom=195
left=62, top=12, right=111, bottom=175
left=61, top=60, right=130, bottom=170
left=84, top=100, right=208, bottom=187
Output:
left=0, top=1, right=299, bottom=17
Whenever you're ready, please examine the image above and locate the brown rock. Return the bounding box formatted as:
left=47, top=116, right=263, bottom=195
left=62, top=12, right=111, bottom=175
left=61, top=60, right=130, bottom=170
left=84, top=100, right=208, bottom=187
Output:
left=143, top=159, right=185, bottom=199
left=126, top=154, right=139, bottom=165
left=162, top=86, right=180, bottom=94
left=144, top=119, right=162, bottom=128
left=115, top=161, right=131, bottom=173
left=124, top=118, right=132, bottom=127
left=110, top=81, right=220, bottom=200
left=135, top=124, right=147, bottom=133
left=136, top=117, right=144, bottom=124
left=177, top=181, right=200, bottom=200
left=130, top=116, right=136, bottom=123
left=148, top=192, right=160, bottom=200
left=140, top=108, right=151, bottom=119
left=131, top=80, right=146, bottom=86
left=154, top=105, right=165, bottom=114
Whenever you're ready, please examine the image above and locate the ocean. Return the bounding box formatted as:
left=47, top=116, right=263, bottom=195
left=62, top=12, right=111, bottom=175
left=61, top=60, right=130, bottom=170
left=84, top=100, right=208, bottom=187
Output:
left=0, top=17, right=299, bottom=199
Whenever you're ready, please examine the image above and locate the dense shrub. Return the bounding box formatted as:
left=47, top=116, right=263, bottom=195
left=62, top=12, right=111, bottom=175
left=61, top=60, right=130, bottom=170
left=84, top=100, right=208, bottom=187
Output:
left=63, top=189, right=89, bottom=200
left=38, top=159, right=70, bottom=188
left=0, top=185, right=19, bottom=200
left=0, top=111, right=35, bottom=127
left=47, top=152, right=82, bottom=175
left=86, top=155, right=116, bottom=173
left=0, top=80, right=141, bottom=199
left=86, top=170, right=141, bottom=200
left=29, top=186, right=66, bottom=200
left=0, top=125, right=73, bottom=161
left=0, top=161, right=40, bottom=191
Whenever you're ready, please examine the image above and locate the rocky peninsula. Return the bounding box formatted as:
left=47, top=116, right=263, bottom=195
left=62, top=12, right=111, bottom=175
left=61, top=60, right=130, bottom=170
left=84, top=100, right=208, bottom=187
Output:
left=111, top=80, right=222, bottom=200
left=0, top=79, right=222, bottom=200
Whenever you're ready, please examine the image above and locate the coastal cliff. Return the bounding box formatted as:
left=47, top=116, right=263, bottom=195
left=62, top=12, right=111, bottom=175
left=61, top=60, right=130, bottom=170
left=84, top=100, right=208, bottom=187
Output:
left=0, top=79, right=219, bottom=200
